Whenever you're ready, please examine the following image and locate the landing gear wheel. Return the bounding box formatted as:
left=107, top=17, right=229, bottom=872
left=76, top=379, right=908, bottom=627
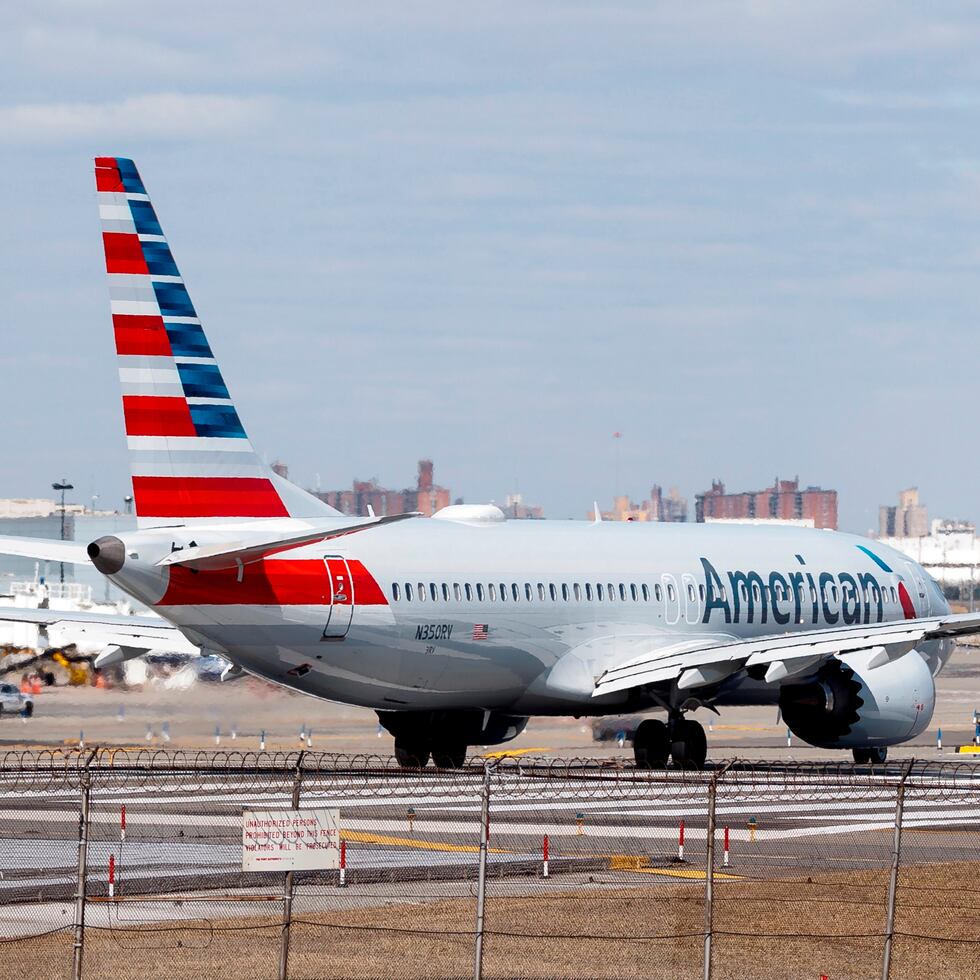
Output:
left=853, top=746, right=887, bottom=765
left=394, top=741, right=431, bottom=768
left=633, top=719, right=670, bottom=769
left=670, top=719, right=707, bottom=770
left=431, top=743, right=467, bottom=769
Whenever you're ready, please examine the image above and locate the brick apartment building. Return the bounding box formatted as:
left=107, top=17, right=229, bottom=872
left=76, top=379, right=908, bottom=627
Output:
left=314, top=459, right=451, bottom=517
left=695, top=477, right=838, bottom=530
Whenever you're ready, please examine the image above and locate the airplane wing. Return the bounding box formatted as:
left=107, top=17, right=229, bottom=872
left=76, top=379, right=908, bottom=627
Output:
left=0, top=606, right=197, bottom=668
left=156, top=512, right=421, bottom=572
left=0, top=536, right=92, bottom=565
left=593, top=612, right=980, bottom=698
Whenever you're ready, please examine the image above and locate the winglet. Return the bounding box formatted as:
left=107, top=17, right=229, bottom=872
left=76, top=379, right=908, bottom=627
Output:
left=593, top=501, right=602, bottom=524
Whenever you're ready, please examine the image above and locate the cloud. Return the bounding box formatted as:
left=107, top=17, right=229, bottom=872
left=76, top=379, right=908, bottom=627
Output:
left=0, top=93, right=272, bottom=144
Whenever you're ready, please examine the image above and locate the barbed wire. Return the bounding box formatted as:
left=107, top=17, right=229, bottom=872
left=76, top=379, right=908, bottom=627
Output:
left=1, top=749, right=980, bottom=800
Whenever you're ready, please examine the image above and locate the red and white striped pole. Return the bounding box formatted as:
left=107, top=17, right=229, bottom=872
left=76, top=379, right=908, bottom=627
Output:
left=108, top=853, right=115, bottom=899
left=120, top=805, right=126, bottom=842
left=339, top=839, right=347, bottom=888
left=677, top=820, right=685, bottom=862
left=723, top=826, right=730, bottom=868
left=542, top=834, right=550, bottom=878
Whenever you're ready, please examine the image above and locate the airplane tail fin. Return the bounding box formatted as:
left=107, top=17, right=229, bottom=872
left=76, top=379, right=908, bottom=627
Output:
left=94, top=157, right=340, bottom=526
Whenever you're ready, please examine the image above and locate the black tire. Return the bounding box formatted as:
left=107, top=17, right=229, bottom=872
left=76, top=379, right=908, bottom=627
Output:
left=394, top=741, right=430, bottom=768
left=852, top=747, right=871, bottom=764
left=633, top=719, right=670, bottom=768
left=671, top=719, right=707, bottom=770
left=22, top=702, right=32, bottom=718
left=431, top=743, right=467, bottom=769
left=853, top=746, right=886, bottom=765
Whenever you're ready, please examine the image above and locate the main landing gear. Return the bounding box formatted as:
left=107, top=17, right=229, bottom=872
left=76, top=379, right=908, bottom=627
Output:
left=633, top=715, right=707, bottom=770
left=394, top=736, right=467, bottom=770
left=852, top=746, right=888, bottom=765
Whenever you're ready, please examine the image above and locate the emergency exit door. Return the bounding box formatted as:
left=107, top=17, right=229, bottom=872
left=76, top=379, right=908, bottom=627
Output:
left=322, top=556, right=354, bottom=639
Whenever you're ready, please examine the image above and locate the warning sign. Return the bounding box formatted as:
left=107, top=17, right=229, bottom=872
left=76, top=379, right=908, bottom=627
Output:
left=242, top=807, right=341, bottom=872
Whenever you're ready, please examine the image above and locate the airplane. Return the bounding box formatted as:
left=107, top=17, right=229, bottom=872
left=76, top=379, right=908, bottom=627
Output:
left=0, top=156, right=977, bottom=769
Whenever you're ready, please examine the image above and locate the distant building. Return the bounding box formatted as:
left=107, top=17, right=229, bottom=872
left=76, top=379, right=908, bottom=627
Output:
left=314, top=460, right=451, bottom=517
left=879, top=488, right=929, bottom=538
left=270, top=460, right=289, bottom=480
left=500, top=494, right=544, bottom=520
left=877, top=518, right=979, bottom=603
left=593, top=486, right=688, bottom=522
left=696, top=477, right=837, bottom=530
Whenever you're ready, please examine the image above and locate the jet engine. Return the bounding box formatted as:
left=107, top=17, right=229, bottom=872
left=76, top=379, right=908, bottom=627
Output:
left=779, top=648, right=935, bottom=749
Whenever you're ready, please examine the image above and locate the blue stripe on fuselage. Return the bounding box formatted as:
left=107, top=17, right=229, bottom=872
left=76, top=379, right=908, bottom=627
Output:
left=856, top=544, right=892, bottom=573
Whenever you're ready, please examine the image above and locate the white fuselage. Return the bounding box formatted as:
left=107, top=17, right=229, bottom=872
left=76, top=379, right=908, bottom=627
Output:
left=101, top=515, right=951, bottom=717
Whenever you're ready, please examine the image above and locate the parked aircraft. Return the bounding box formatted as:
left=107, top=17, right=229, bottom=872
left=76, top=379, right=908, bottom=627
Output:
left=1, top=158, right=977, bottom=768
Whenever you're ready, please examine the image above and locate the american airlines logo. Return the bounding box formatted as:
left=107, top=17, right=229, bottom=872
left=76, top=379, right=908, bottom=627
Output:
left=698, top=556, right=907, bottom=627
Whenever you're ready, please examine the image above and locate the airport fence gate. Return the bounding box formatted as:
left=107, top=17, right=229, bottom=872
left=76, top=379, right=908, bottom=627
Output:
left=1, top=751, right=980, bottom=979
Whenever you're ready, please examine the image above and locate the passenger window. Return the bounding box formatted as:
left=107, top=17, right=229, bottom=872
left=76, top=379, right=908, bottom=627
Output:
left=454, top=583, right=462, bottom=601
left=430, top=583, right=438, bottom=601
left=392, top=583, right=401, bottom=601
left=890, top=587, right=897, bottom=604
left=630, top=584, right=638, bottom=601
left=597, top=583, right=605, bottom=601
left=476, top=584, right=485, bottom=601
left=585, top=583, right=593, bottom=601
left=406, top=583, right=414, bottom=601
left=608, top=583, right=616, bottom=602
left=465, top=584, right=473, bottom=601
left=573, top=583, right=582, bottom=601
left=667, top=583, right=675, bottom=601
left=538, top=583, right=546, bottom=601
left=641, top=584, right=649, bottom=601
left=619, top=584, right=627, bottom=601
left=688, top=584, right=696, bottom=602
left=525, top=583, right=533, bottom=601
left=655, top=584, right=663, bottom=602
left=751, top=583, right=760, bottom=601
left=489, top=583, right=497, bottom=602
left=810, top=585, right=817, bottom=603
left=832, top=585, right=839, bottom=602
left=418, top=583, right=426, bottom=602
left=561, top=584, right=570, bottom=601
left=498, top=583, right=506, bottom=602
left=442, top=583, right=450, bottom=601
left=698, top=584, right=705, bottom=601
left=549, top=584, right=557, bottom=601
left=513, top=583, right=521, bottom=602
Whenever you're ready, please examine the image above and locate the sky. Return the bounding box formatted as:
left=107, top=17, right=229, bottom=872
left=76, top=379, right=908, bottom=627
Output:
left=2, top=2, right=979, bottom=532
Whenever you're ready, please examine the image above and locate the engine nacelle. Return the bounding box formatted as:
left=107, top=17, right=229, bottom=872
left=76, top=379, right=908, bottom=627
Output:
left=779, top=649, right=935, bottom=749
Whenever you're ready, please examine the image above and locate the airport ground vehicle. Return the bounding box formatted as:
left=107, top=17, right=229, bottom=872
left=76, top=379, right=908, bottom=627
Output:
left=0, top=157, right=978, bottom=769
left=0, top=682, right=33, bottom=717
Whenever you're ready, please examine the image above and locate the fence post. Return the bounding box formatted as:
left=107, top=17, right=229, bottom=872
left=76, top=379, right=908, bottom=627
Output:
left=279, top=751, right=305, bottom=980
left=72, top=750, right=97, bottom=980
left=703, top=763, right=729, bottom=980
left=473, top=761, right=493, bottom=980
left=882, top=759, right=913, bottom=980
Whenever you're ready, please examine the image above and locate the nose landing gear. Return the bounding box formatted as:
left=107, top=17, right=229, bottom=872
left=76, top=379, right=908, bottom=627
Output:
left=633, top=714, right=707, bottom=770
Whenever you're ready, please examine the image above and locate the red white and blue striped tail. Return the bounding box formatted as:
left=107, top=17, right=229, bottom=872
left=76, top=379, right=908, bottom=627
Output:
left=95, top=157, right=339, bottom=526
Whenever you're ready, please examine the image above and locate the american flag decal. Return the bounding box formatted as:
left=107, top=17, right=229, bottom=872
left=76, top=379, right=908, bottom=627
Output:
left=472, top=624, right=489, bottom=641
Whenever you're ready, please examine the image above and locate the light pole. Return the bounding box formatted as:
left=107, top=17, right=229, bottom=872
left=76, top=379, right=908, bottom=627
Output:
left=52, top=480, right=73, bottom=586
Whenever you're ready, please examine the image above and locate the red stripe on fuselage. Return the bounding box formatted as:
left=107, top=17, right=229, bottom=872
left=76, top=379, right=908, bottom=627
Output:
left=158, top=558, right=389, bottom=606
left=123, top=396, right=196, bottom=436
left=132, top=476, right=289, bottom=518
left=103, top=232, right=148, bottom=274
left=898, top=581, right=917, bottom=619
left=113, top=315, right=172, bottom=356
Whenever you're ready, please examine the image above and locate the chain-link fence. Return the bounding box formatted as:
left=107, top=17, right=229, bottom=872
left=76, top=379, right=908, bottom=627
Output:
left=2, top=751, right=980, bottom=979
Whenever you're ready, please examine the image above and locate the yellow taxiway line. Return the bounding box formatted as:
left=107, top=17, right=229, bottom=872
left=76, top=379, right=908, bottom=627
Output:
left=341, top=830, right=509, bottom=854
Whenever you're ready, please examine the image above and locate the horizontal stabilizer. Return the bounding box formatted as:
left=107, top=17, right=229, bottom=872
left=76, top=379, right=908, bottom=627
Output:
left=156, top=513, right=420, bottom=571
left=0, top=536, right=92, bottom=565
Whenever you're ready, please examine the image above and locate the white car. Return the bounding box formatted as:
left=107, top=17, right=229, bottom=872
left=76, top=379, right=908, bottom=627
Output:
left=0, top=682, right=33, bottom=717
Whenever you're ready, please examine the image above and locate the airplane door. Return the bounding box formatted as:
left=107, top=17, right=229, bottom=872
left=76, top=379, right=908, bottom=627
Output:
left=322, top=556, right=354, bottom=640
left=662, top=574, right=680, bottom=625
left=681, top=572, right=700, bottom=624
